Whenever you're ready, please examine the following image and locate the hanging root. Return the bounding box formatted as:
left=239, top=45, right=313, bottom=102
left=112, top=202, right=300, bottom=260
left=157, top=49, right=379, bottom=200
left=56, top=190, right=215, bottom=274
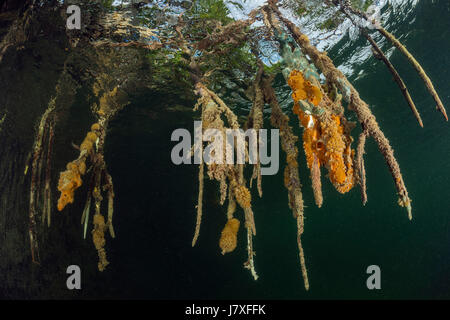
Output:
left=57, top=123, right=100, bottom=212
left=338, top=7, right=423, bottom=127
left=193, top=81, right=260, bottom=280
left=229, top=168, right=257, bottom=278
left=28, top=97, right=57, bottom=264
left=377, top=27, right=447, bottom=121
left=91, top=152, right=108, bottom=271
left=263, top=75, right=305, bottom=216
left=55, top=115, right=117, bottom=271
left=26, top=66, right=79, bottom=264
left=220, top=189, right=239, bottom=255
left=263, top=74, right=309, bottom=290
left=194, top=83, right=231, bottom=203
left=192, top=162, right=204, bottom=247
left=226, top=186, right=237, bottom=220
left=42, top=123, right=54, bottom=227
left=363, top=31, right=423, bottom=127
left=269, top=1, right=412, bottom=219
left=338, top=1, right=447, bottom=121
left=296, top=214, right=309, bottom=290
left=81, top=186, right=92, bottom=240
left=230, top=171, right=256, bottom=235
left=90, top=116, right=116, bottom=271
left=104, top=170, right=115, bottom=238
left=355, top=131, right=368, bottom=205
left=244, top=225, right=258, bottom=280
left=92, top=212, right=109, bottom=272
left=311, top=154, right=323, bottom=208
left=201, top=84, right=243, bottom=131
left=191, top=85, right=229, bottom=245
left=191, top=104, right=204, bottom=247
left=248, top=64, right=264, bottom=197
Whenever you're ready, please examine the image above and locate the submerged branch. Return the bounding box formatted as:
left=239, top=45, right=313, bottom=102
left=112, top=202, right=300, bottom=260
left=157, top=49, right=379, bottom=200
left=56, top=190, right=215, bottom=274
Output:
left=377, top=27, right=447, bottom=121
left=192, top=162, right=204, bottom=247
left=195, top=9, right=258, bottom=52
left=263, top=74, right=309, bottom=290
left=337, top=0, right=447, bottom=121
left=355, top=131, right=368, bottom=205
left=248, top=64, right=264, bottom=198
left=337, top=6, right=423, bottom=127
left=364, top=31, right=423, bottom=127
left=269, top=0, right=412, bottom=219
left=28, top=96, right=56, bottom=264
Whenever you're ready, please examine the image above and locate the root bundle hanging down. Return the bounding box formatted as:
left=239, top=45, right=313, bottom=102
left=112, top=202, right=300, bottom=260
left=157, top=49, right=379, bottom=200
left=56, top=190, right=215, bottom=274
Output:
left=20, top=0, right=446, bottom=290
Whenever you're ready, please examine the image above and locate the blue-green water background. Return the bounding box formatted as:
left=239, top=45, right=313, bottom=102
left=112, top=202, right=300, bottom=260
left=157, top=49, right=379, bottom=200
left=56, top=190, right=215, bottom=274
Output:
left=43, top=0, right=450, bottom=299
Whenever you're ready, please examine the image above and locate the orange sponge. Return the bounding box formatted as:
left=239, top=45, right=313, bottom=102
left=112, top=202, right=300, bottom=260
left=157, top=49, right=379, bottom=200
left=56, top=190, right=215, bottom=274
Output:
left=219, top=218, right=240, bottom=255
left=57, top=161, right=83, bottom=211
left=288, top=70, right=323, bottom=106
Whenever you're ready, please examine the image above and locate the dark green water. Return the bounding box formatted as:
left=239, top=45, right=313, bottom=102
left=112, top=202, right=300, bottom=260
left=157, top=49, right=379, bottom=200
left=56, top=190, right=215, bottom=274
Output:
left=4, top=1, right=449, bottom=299
left=76, top=0, right=448, bottom=299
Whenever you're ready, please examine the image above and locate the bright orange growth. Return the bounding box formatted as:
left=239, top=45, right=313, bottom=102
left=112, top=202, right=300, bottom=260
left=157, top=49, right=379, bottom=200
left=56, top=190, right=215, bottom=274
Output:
left=289, top=71, right=354, bottom=194
left=57, top=161, right=83, bottom=211
left=219, top=218, right=240, bottom=255
left=57, top=126, right=99, bottom=211
left=288, top=70, right=323, bottom=106
left=321, top=115, right=355, bottom=193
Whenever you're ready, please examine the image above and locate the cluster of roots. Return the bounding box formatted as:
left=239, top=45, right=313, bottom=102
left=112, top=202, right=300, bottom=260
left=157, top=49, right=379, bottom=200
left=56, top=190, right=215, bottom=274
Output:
left=57, top=161, right=83, bottom=211
left=57, top=123, right=101, bottom=211
left=23, top=0, right=446, bottom=291
left=289, top=69, right=355, bottom=206
left=192, top=82, right=259, bottom=280
left=92, top=213, right=109, bottom=271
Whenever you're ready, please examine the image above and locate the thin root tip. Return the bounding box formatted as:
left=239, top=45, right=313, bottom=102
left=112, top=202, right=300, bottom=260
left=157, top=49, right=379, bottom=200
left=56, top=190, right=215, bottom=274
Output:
left=439, top=106, right=448, bottom=121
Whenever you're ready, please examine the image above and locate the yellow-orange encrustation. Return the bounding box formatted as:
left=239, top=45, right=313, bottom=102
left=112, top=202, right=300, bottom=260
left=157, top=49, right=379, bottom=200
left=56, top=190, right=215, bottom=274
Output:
left=219, top=218, right=240, bottom=255
left=321, top=114, right=355, bottom=193
left=92, top=213, right=109, bottom=271
left=57, top=125, right=100, bottom=211
left=57, top=161, right=83, bottom=211
left=234, top=185, right=251, bottom=209
left=289, top=70, right=354, bottom=194
left=288, top=69, right=323, bottom=106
